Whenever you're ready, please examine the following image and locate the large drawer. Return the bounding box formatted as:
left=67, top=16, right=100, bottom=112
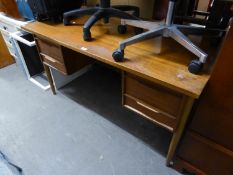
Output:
left=122, top=73, right=186, bottom=131
left=35, top=37, right=64, bottom=63
left=176, top=132, right=233, bottom=175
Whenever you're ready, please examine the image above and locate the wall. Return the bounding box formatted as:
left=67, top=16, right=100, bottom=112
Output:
left=87, top=0, right=210, bottom=19
left=112, top=0, right=155, bottom=19
left=197, top=0, right=209, bottom=11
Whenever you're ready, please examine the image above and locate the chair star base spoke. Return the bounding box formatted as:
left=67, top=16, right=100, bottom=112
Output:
left=113, top=0, right=209, bottom=74
left=63, top=0, right=140, bottom=41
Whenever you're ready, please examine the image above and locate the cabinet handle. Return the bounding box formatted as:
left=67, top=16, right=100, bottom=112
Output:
left=136, top=101, right=160, bottom=114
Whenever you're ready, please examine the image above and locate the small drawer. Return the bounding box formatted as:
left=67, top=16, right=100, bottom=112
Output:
left=41, top=54, right=67, bottom=75
left=124, top=95, right=176, bottom=131
left=123, top=73, right=184, bottom=118
left=35, top=37, right=64, bottom=63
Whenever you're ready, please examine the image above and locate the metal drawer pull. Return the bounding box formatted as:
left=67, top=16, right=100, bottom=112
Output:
left=136, top=101, right=160, bottom=114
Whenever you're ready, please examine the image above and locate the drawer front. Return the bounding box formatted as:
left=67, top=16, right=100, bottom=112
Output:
left=123, top=73, right=184, bottom=118
left=124, top=95, right=176, bottom=131
left=41, top=54, right=67, bottom=74
left=177, top=132, right=233, bottom=175
left=35, top=37, right=64, bottom=63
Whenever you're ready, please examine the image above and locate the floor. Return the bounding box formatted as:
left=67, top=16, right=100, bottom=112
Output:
left=0, top=64, right=181, bottom=175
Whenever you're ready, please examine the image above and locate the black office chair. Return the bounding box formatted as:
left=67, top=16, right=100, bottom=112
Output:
left=63, top=0, right=140, bottom=41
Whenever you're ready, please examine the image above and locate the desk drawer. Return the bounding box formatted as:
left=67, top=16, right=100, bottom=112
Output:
left=123, top=73, right=185, bottom=130
left=123, top=73, right=184, bottom=118
left=124, top=95, right=176, bottom=131
left=41, top=54, right=67, bottom=74
left=35, top=37, right=64, bottom=63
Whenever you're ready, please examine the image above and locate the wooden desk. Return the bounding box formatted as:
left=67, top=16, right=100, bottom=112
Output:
left=23, top=18, right=215, bottom=166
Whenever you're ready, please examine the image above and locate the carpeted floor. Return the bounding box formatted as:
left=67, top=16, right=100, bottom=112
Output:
left=0, top=64, right=180, bottom=175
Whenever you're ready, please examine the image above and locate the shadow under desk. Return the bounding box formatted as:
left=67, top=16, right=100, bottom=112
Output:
left=59, top=64, right=172, bottom=157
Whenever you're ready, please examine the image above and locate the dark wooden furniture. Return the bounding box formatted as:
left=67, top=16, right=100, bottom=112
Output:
left=175, top=0, right=233, bottom=29
left=174, top=20, right=233, bottom=175
left=0, top=0, right=21, bottom=19
left=0, top=33, right=14, bottom=68
left=23, top=17, right=217, bottom=165
left=153, top=0, right=168, bottom=20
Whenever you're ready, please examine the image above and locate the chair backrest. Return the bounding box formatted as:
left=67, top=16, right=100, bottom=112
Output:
left=174, top=0, right=233, bottom=29
left=207, top=0, right=233, bottom=29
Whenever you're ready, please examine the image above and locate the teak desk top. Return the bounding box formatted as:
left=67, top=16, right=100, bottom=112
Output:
left=23, top=18, right=213, bottom=98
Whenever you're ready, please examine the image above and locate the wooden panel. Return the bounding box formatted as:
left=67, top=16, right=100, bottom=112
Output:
left=175, top=158, right=207, bottom=175
left=177, top=132, right=233, bottom=175
left=124, top=95, right=176, bottom=131
left=35, top=37, right=64, bottom=63
left=62, top=46, right=92, bottom=75
left=0, top=33, right=14, bottom=68
left=111, top=0, right=128, bottom=5
left=111, top=0, right=154, bottom=19
left=41, top=54, right=67, bottom=75
left=189, top=20, right=233, bottom=151
left=22, top=18, right=215, bottom=98
left=0, top=0, right=21, bottom=19
left=173, top=20, right=233, bottom=175
left=123, top=73, right=185, bottom=117
left=153, top=0, right=168, bottom=20
left=128, top=0, right=154, bottom=19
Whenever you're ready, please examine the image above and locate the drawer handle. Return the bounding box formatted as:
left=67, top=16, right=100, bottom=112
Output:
left=136, top=101, right=160, bottom=114
left=41, top=54, right=56, bottom=63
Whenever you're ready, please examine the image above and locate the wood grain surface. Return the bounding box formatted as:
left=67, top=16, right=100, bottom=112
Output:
left=0, top=33, right=14, bottom=68
left=0, top=0, right=21, bottom=19
left=23, top=18, right=217, bottom=98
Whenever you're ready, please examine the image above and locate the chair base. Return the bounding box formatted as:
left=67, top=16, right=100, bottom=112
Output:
left=113, top=19, right=208, bottom=74
left=63, top=6, right=140, bottom=41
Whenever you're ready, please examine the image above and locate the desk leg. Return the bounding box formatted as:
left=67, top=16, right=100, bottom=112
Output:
left=44, top=64, right=56, bottom=95
left=166, top=97, right=194, bottom=166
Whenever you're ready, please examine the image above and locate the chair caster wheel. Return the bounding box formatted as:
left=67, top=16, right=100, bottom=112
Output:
left=188, top=60, right=203, bottom=74
left=134, top=27, right=144, bottom=35
left=83, top=31, right=92, bottom=41
left=63, top=18, right=70, bottom=26
left=35, top=14, right=43, bottom=22
left=118, top=25, right=127, bottom=34
left=112, top=49, right=124, bottom=62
